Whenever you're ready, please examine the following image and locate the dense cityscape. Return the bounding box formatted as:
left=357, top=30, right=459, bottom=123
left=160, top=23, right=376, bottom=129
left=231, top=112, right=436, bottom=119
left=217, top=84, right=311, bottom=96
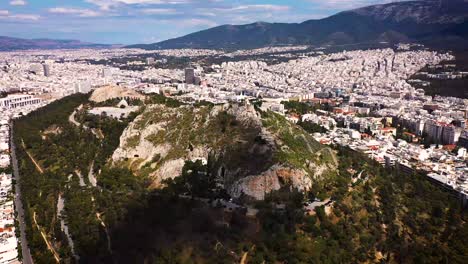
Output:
left=0, top=0, right=467, bottom=262
left=0, top=43, right=467, bottom=262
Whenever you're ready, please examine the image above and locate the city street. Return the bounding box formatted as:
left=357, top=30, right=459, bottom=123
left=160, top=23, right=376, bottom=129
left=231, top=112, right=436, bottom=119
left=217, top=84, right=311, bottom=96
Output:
left=10, top=122, right=34, bottom=264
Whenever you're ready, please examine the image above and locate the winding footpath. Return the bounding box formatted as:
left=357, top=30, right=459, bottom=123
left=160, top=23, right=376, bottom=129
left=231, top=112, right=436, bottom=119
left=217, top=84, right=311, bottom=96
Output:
left=9, top=122, right=34, bottom=264
left=68, top=105, right=83, bottom=127
left=57, top=194, right=79, bottom=261
left=69, top=105, right=102, bottom=138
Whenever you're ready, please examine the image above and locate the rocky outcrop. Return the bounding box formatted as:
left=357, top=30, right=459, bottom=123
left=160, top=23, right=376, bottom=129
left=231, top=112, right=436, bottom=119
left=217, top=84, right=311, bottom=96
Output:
left=90, top=85, right=144, bottom=103
left=229, top=165, right=312, bottom=200
left=112, top=114, right=170, bottom=165
left=111, top=102, right=337, bottom=200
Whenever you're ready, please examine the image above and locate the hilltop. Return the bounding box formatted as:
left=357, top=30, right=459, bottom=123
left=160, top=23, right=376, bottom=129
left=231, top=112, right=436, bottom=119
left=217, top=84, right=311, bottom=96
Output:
left=89, top=85, right=145, bottom=103
left=112, top=99, right=337, bottom=200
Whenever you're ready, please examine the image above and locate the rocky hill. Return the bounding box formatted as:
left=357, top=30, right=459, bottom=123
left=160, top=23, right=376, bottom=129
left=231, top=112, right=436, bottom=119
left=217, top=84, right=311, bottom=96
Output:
left=127, top=0, right=468, bottom=50
left=112, top=102, right=337, bottom=200
left=14, top=94, right=468, bottom=263
left=89, top=85, right=145, bottom=103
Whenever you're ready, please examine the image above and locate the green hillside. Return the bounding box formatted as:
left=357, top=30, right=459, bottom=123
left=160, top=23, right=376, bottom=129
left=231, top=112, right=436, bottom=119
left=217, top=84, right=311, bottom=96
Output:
left=12, top=94, right=468, bottom=263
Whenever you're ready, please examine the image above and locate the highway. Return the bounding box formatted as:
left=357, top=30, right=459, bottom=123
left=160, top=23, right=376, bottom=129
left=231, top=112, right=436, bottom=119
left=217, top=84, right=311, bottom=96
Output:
left=9, top=122, right=34, bottom=264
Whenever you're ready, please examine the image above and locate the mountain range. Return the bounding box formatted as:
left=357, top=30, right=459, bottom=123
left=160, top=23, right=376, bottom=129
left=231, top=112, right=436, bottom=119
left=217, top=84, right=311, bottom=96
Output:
left=0, top=36, right=114, bottom=51
left=1, top=0, right=467, bottom=51
left=128, top=0, right=468, bottom=50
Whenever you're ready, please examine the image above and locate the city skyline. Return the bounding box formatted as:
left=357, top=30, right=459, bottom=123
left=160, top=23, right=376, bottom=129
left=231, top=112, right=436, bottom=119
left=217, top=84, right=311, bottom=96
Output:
left=0, top=0, right=400, bottom=44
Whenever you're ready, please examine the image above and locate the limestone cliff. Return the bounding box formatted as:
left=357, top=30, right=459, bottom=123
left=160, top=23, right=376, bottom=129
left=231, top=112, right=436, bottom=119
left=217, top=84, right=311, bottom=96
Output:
left=112, top=101, right=337, bottom=200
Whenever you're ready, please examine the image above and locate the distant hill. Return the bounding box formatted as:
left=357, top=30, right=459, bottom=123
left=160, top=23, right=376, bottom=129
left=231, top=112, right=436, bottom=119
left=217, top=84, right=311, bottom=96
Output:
left=127, top=0, right=468, bottom=50
left=0, top=36, right=114, bottom=51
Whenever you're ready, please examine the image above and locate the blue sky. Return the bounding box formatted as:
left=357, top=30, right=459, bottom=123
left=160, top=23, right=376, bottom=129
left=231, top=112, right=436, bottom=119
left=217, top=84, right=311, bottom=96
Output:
left=0, top=0, right=396, bottom=44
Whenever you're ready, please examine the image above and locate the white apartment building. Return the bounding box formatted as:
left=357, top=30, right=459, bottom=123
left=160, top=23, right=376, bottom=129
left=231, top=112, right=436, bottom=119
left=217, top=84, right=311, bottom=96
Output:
left=0, top=94, right=41, bottom=110
left=442, top=125, right=461, bottom=145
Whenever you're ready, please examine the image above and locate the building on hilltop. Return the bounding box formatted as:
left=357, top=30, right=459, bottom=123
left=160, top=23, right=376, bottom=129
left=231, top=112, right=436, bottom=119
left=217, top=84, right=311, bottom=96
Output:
left=185, top=68, right=195, bottom=85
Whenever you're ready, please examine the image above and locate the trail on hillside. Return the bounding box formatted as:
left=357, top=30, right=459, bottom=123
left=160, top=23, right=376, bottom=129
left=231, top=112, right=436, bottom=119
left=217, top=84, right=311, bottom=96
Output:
left=96, top=211, right=113, bottom=255
left=69, top=104, right=102, bottom=138
left=88, top=161, right=97, bottom=187
left=21, top=139, right=44, bottom=174
left=33, top=211, right=60, bottom=263
left=57, top=194, right=79, bottom=261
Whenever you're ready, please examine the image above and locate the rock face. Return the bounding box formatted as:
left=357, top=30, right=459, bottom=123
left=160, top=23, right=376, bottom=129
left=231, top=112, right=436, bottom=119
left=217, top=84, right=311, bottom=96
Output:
left=230, top=165, right=312, bottom=200
left=89, top=85, right=145, bottom=103
left=112, top=102, right=337, bottom=200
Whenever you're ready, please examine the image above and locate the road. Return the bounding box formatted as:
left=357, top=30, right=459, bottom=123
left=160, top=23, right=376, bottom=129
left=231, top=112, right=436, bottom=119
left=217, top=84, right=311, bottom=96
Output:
left=69, top=106, right=101, bottom=138
left=9, top=122, right=34, bottom=264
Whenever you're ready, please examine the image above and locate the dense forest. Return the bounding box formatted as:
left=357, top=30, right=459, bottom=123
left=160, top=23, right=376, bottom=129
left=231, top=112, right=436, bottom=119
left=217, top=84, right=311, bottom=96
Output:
left=13, top=94, right=142, bottom=262
left=12, top=94, right=468, bottom=263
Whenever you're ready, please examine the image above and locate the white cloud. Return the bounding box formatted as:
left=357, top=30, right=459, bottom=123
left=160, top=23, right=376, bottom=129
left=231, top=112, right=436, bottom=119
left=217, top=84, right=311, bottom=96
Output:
left=49, top=7, right=102, bottom=17
left=200, top=4, right=290, bottom=14
left=141, top=8, right=180, bottom=15
left=194, top=4, right=292, bottom=25
left=118, top=0, right=191, bottom=4
left=0, top=9, right=39, bottom=21
left=85, top=0, right=192, bottom=10
left=84, top=0, right=113, bottom=11
left=306, top=0, right=397, bottom=10
left=7, top=14, right=40, bottom=20
left=176, top=18, right=217, bottom=28
left=230, top=5, right=290, bottom=12
left=9, top=0, right=27, bottom=6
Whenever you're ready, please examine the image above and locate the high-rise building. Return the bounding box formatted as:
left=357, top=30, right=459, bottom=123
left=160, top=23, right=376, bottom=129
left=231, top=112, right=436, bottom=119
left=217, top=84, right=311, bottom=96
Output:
left=442, top=125, right=461, bottom=145
left=424, top=120, right=444, bottom=143
left=74, top=81, right=91, bottom=94
left=185, top=68, right=195, bottom=85
left=457, top=130, right=468, bottom=149
left=146, top=58, right=155, bottom=65
left=194, top=77, right=201, bottom=86
left=101, top=68, right=112, bottom=78
left=42, top=64, right=50, bottom=77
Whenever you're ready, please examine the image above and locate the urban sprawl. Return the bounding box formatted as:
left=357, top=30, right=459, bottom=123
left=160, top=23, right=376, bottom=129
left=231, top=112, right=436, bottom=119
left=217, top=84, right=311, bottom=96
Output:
left=1, top=44, right=468, bottom=262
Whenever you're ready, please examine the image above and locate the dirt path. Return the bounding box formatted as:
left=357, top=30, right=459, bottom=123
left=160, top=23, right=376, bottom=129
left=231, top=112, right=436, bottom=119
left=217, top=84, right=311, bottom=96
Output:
left=96, top=211, right=113, bottom=255
left=300, top=134, right=314, bottom=153
left=33, top=211, right=60, bottom=263
left=21, top=139, right=44, bottom=174
left=240, top=252, right=248, bottom=264
left=88, top=161, right=97, bottom=187
left=69, top=110, right=81, bottom=127
left=69, top=105, right=102, bottom=138
left=74, top=170, right=86, bottom=187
